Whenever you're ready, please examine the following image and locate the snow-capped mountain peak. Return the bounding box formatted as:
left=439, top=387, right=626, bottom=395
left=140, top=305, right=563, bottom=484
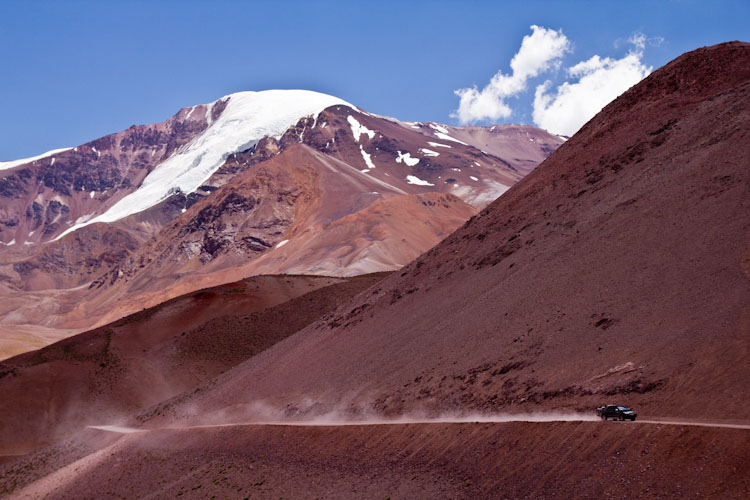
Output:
left=56, top=90, right=352, bottom=239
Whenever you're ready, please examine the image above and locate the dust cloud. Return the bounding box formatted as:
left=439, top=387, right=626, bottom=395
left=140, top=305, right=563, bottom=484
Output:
left=88, top=402, right=599, bottom=434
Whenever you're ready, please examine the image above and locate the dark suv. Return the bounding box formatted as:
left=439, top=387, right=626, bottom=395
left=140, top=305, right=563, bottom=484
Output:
left=597, top=405, right=637, bottom=421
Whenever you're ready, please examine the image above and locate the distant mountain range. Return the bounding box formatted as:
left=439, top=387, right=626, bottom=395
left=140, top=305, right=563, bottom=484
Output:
left=0, top=91, right=562, bottom=358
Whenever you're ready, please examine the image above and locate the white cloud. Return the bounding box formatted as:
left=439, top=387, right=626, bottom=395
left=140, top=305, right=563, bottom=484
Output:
left=627, top=32, right=646, bottom=50
left=452, top=25, right=570, bottom=124
left=532, top=44, right=652, bottom=136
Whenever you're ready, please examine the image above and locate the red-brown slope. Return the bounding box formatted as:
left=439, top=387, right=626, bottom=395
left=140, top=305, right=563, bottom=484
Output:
left=448, top=124, right=562, bottom=174
left=3, top=422, right=749, bottom=499
left=18, top=146, right=476, bottom=336
left=154, top=42, right=750, bottom=424
left=250, top=191, right=478, bottom=276
left=0, top=273, right=387, bottom=457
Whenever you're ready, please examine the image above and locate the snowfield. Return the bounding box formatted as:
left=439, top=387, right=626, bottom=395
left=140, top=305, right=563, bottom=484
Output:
left=56, top=90, right=352, bottom=240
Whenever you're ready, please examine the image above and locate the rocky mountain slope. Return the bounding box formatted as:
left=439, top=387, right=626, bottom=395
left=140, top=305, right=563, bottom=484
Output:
left=149, top=41, right=750, bottom=424
left=0, top=92, right=561, bottom=358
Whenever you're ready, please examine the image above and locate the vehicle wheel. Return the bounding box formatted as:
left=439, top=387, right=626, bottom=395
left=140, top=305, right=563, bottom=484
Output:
left=632, top=416, right=637, bottom=421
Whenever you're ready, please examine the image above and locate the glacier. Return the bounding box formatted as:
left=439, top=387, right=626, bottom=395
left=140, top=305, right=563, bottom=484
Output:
left=56, top=90, right=353, bottom=240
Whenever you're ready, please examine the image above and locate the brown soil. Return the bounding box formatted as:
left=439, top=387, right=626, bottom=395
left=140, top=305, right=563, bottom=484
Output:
left=0, top=273, right=388, bottom=457
left=2, top=421, right=749, bottom=499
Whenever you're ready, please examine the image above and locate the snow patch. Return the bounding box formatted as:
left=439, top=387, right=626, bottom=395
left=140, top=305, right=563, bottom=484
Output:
left=429, top=123, right=450, bottom=134
left=347, top=115, right=375, bottom=142
left=427, top=123, right=468, bottom=144
left=359, top=146, right=376, bottom=170
left=427, top=142, right=451, bottom=148
left=470, top=176, right=479, bottom=181
left=89, top=191, right=95, bottom=198
left=395, top=151, right=419, bottom=167
left=185, top=106, right=196, bottom=120
left=419, top=148, right=440, bottom=157
left=474, top=161, right=480, bottom=167
left=434, top=132, right=468, bottom=145
left=55, top=90, right=352, bottom=240
left=406, top=175, right=434, bottom=186
left=275, top=239, right=289, bottom=249
left=0, top=147, right=71, bottom=171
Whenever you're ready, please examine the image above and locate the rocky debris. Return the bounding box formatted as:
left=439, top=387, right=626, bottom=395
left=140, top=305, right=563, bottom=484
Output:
left=25, top=201, right=43, bottom=231
left=0, top=167, right=33, bottom=198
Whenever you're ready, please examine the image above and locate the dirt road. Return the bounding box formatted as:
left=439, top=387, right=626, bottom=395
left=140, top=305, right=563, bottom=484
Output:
left=87, top=413, right=750, bottom=433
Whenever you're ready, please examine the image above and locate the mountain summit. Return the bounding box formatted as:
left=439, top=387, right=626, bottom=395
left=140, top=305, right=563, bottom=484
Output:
left=0, top=90, right=562, bottom=358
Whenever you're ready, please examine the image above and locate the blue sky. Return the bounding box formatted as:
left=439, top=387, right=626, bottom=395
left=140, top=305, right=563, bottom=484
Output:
left=1, top=0, right=748, bottom=160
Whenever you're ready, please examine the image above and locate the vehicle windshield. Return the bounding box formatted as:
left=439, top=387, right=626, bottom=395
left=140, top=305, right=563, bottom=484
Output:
left=617, top=406, right=631, bottom=411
